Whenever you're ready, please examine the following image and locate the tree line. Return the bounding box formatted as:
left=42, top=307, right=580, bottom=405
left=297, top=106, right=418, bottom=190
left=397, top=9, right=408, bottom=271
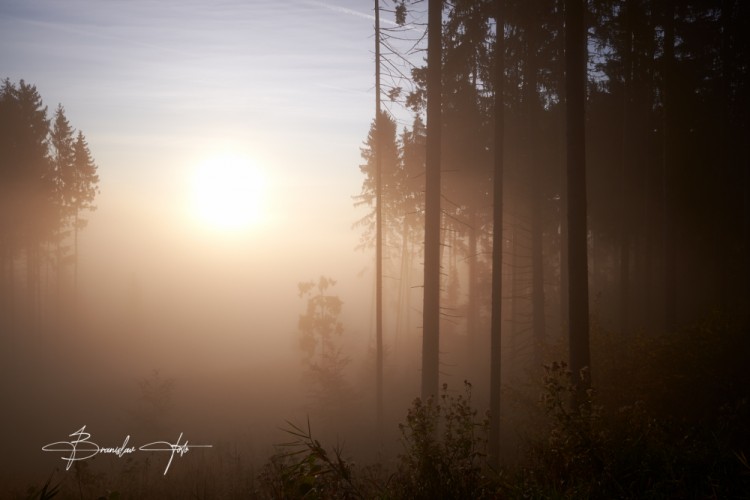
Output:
left=0, top=79, right=100, bottom=330
left=356, top=0, right=749, bottom=459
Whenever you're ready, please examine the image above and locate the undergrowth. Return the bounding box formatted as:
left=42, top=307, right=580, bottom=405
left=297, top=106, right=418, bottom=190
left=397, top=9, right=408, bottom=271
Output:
left=18, top=318, right=749, bottom=498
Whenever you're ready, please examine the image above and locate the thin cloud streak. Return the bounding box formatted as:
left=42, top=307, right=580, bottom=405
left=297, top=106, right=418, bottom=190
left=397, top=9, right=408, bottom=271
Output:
left=305, top=0, right=398, bottom=26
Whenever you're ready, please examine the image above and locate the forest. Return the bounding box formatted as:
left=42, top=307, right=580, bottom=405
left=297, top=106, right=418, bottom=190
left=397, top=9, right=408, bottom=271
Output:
left=1, top=79, right=99, bottom=329
left=1, top=0, right=749, bottom=498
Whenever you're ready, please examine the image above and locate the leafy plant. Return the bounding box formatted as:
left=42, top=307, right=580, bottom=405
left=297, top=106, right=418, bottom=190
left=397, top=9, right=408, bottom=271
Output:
left=393, top=381, right=490, bottom=499
left=514, top=344, right=750, bottom=499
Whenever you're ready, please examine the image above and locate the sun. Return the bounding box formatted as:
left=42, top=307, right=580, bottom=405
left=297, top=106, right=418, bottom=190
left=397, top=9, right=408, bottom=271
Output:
left=189, top=152, right=266, bottom=231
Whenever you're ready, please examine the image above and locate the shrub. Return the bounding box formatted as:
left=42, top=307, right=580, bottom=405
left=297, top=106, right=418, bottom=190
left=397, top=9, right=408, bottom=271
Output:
left=392, top=381, right=491, bottom=500
left=257, top=418, right=365, bottom=499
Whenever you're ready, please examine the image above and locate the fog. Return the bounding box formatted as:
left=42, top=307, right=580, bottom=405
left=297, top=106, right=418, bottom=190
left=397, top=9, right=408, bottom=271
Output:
left=1, top=184, right=386, bottom=484
left=2, top=0, right=749, bottom=497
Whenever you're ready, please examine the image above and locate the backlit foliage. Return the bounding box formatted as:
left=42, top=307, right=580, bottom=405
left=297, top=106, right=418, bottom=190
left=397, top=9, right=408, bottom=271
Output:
left=298, top=277, right=352, bottom=407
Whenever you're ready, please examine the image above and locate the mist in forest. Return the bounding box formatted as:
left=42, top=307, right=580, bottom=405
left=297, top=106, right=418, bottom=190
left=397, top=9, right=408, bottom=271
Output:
left=1, top=0, right=749, bottom=498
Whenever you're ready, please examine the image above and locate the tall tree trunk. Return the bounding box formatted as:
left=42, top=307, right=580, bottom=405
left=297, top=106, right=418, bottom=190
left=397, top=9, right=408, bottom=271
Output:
left=559, top=58, right=569, bottom=338
left=619, top=0, right=634, bottom=336
left=395, top=215, right=410, bottom=349
left=560, top=129, right=569, bottom=336
left=27, top=239, right=42, bottom=331
left=641, top=6, right=659, bottom=329
left=421, top=0, right=442, bottom=401
left=662, top=0, right=676, bottom=333
left=26, top=241, right=35, bottom=328
left=524, top=5, right=546, bottom=366
left=56, top=228, right=63, bottom=320
left=489, top=0, right=505, bottom=466
left=1, top=238, right=8, bottom=326
left=531, top=185, right=546, bottom=365
left=73, top=211, right=79, bottom=315
left=467, top=210, right=478, bottom=344
left=446, top=222, right=458, bottom=339
left=717, top=0, right=732, bottom=314
left=510, top=218, right=521, bottom=362
left=4, top=239, right=15, bottom=330
left=565, top=0, right=591, bottom=398
left=374, top=0, right=384, bottom=433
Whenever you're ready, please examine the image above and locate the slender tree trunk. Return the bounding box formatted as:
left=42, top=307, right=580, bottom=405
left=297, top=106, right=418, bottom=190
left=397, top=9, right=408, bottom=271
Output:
left=1, top=238, right=7, bottom=324
left=642, top=9, right=658, bottom=329
left=421, top=0, right=442, bottom=401
left=467, top=210, right=478, bottom=348
left=510, top=218, right=520, bottom=355
left=26, top=240, right=36, bottom=328
left=44, top=241, right=50, bottom=320
left=524, top=7, right=546, bottom=366
left=5, top=239, right=14, bottom=330
left=559, top=86, right=569, bottom=337
left=405, top=228, right=413, bottom=341
left=619, top=0, right=634, bottom=336
left=395, top=216, right=409, bottom=350
left=440, top=218, right=453, bottom=340
left=662, top=0, right=676, bottom=333
left=56, top=228, right=63, bottom=320
left=70, top=209, right=80, bottom=321
left=489, top=0, right=505, bottom=466
left=30, top=241, right=41, bottom=330
left=531, top=178, right=546, bottom=363
left=717, top=0, right=732, bottom=314
left=559, top=155, right=569, bottom=337
left=374, top=0, right=384, bottom=433
left=565, top=0, right=590, bottom=398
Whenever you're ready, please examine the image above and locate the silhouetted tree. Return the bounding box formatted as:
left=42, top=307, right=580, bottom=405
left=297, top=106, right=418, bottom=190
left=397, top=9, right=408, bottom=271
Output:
left=355, top=0, right=749, bottom=423
left=565, top=0, right=591, bottom=398
left=395, top=115, right=426, bottom=343
left=520, top=0, right=548, bottom=363
left=298, top=277, right=352, bottom=408
left=489, top=0, right=506, bottom=466
left=355, top=111, right=401, bottom=247
left=661, top=0, right=676, bottom=334
left=0, top=80, right=51, bottom=327
left=70, top=130, right=99, bottom=304
left=49, top=104, right=75, bottom=310
left=0, top=79, right=99, bottom=329
left=374, top=0, right=385, bottom=435
left=422, top=0, right=443, bottom=401
left=441, top=0, right=493, bottom=358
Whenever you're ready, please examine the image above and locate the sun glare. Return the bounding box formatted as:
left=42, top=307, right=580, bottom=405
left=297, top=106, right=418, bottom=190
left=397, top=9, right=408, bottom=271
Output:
left=190, top=153, right=266, bottom=232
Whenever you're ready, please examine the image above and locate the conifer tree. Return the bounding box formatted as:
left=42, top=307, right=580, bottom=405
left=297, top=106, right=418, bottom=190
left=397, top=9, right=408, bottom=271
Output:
left=70, top=130, right=99, bottom=302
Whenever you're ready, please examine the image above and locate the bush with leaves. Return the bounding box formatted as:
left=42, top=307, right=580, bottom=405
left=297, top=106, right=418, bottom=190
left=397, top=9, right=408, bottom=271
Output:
left=258, top=382, right=492, bottom=499
left=392, top=381, right=491, bottom=499
left=514, top=352, right=750, bottom=498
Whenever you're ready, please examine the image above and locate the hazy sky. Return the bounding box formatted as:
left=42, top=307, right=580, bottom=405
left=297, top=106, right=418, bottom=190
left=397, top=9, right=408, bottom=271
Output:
left=0, top=0, right=416, bottom=323
left=0, top=0, right=380, bottom=204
